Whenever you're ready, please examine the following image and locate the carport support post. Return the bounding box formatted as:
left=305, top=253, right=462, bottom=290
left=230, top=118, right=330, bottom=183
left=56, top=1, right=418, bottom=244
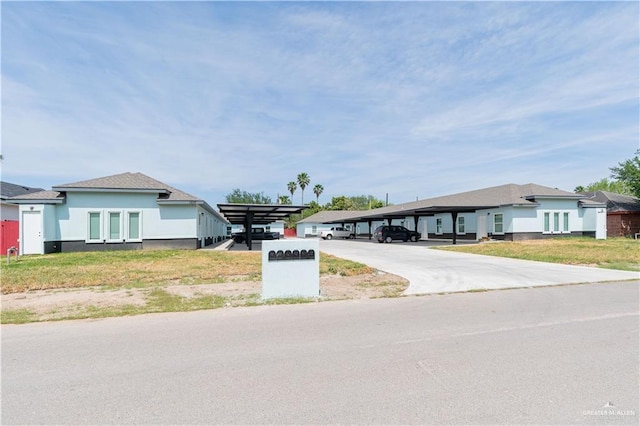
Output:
left=368, top=220, right=373, bottom=239
left=245, top=212, right=254, bottom=250
left=413, top=216, right=419, bottom=233
left=451, top=212, right=458, bottom=245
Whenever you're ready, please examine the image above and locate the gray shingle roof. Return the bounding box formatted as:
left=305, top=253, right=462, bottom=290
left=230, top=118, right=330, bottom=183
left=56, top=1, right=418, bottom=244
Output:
left=8, top=172, right=226, bottom=221
left=297, top=210, right=369, bottom=224
left=8, top=190, right=64, bottom=201
left=300, top=183, right=584, bottom=224
left=53, top=172, right=199, bottom=202
left=1, top=181, right=45, bottom=200
left=583, top=191, right=640, bottom=213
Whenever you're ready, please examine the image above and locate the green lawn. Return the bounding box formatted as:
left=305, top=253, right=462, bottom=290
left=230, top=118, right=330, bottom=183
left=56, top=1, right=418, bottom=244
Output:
left=437, top=237, right=640, bottom=271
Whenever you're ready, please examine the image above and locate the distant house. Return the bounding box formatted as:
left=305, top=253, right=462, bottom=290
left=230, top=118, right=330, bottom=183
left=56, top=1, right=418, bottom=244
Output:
left=8, top=172, right=229, bottom=255
left=298, top=183, right=607, bottom=242
left=583, top=191, right=640, bottom=238
left=297, top=210, right=365, bottom=238
left=1, top=181, right=44, bottom=253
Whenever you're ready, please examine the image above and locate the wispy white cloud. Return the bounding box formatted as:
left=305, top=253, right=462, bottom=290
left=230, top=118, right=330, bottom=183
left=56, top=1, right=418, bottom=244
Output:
left=1, top=1, right=637, bottom=204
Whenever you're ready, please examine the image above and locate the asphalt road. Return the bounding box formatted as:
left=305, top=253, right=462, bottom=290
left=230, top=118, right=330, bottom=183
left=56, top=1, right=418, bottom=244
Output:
left=2, top=281, right=638, bottom=425
left=318, top=239, right=640, bottom=294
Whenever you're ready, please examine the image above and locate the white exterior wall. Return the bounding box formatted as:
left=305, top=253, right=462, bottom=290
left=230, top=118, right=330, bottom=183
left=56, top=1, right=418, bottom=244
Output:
left=1, top=202, right=19, bottom=221
left=515, top=199, right=582, bottom=235
left=581, top=206, right=606, bottom=238
left=196, top=206, right=228, bottom=241
left=52, top=192, right=196, bottom=241
left=297, top=222, right=328, bottom=237
left=266, top=222, right=285, bottom=236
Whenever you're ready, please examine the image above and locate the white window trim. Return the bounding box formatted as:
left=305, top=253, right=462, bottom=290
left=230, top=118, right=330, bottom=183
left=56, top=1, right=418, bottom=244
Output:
left=435, top=218, right=443, bottom=235
left=107, top=210, right=124, bottom=242
left=87, top=211, right=103, bottom=243
left=457, top=216, right=466, bottom=235
left=126, top=211, right=143, bottom=242
left=493, top=213, right=504, bottom=235
left=543, top=211, right=571, bottom=234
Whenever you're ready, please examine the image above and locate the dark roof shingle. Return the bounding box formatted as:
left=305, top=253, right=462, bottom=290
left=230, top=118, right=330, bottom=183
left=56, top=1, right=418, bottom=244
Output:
left=1, top=181, right=45, bottom=200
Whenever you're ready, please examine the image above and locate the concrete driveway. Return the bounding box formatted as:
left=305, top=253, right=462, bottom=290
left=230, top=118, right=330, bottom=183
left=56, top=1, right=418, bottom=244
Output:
left=319, top=239, right=639, bottom=294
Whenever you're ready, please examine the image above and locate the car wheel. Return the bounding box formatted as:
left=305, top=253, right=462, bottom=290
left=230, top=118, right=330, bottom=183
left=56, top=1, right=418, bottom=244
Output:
left=385, top=236, right=392, bottom=243
left=349, top=234, right=355, bottom=239
left=326, top=234, right=333, bottom=240
left=410, top=235, right=417, bottom=242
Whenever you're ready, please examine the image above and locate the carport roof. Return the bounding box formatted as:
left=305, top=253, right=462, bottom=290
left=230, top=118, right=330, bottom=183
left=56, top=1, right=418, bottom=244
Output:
left=217, top=203, right=307, bottom=225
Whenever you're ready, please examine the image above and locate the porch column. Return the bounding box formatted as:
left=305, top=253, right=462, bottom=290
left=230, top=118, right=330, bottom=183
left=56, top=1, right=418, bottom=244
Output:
left=451, top=212, right=458, bottom=245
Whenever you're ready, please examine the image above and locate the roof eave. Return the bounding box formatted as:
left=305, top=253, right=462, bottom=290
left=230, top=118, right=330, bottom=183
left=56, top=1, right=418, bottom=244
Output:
left=9, top=198, right=65, bottom=205
left=52, top=187, right=171, bottom=195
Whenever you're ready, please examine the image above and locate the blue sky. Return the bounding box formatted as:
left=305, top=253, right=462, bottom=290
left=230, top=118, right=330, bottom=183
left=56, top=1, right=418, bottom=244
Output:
left=2, top=1, right=638, bottom=206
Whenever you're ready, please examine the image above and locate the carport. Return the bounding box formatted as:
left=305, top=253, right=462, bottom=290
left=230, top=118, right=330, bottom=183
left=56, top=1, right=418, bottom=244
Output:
left=319, top=204, right=499, bottom=244
left=217, top=203, right=307, bottom=250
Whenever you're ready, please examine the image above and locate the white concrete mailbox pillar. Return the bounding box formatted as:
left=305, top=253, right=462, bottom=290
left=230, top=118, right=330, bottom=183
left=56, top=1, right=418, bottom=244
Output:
left=262, top=239, right=319, bottom=299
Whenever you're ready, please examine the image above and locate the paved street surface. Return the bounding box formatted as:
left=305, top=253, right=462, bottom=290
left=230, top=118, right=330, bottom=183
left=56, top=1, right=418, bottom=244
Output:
left=318, top=239, right=639, bottom=294
left=2, top=281, right=638, bottom=424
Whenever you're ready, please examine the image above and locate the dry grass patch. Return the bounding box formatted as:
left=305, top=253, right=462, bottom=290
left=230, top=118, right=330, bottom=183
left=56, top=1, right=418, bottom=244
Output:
left=1, top=249, right=406, bottom=323
left=438, top=237, right=639, bottom=271
left=1, top=250, right=263, bottom=294
left=1, top=250, right=376, bottom=294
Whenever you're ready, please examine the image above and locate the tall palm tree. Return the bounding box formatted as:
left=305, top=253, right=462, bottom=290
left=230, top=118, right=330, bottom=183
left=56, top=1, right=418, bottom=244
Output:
left=313, top=184, right=324, bottom=204
left=297, top=172, right=310, bottom=204
left=287, top=181, right=297, bottom=201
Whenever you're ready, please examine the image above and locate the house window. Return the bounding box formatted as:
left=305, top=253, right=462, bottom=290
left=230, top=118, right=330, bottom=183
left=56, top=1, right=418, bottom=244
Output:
left=436, top=218, right=443, bottom=234
left=457, top=216, right=465, bottom=234
left=553, top=212, right=560, bottom=233
left=88, top=212, right=101, bottom=241
left=563, top=212, right=570, bottom=233
left=109, top=212, right=121, bottom=240
left=311, top=225, right=317, bottom=234
left=544, top=212, right=550, bottom=233
left=128, top=212, right=140, bottom=240
left=494, top=213, right=504, bottom=234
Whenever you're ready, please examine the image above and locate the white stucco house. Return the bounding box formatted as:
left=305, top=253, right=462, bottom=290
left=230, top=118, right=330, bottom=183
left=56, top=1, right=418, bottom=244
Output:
left=298, top=183, right=607, bottom=242
left=8, top=172, right=229, bottom=255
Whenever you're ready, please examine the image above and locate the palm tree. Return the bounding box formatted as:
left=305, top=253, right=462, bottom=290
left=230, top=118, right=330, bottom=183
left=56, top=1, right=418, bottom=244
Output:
left=297, top=172, right=310, bottom=204
left=278, top=195, right=291, bottom=205
left=287, top=181, right=297, bottom=201
left=313, top=184, right=324, bottom=204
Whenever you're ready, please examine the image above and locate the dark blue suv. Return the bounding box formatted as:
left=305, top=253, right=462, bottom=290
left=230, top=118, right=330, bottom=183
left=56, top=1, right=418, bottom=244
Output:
left=374, top=226, right=421, bottom=243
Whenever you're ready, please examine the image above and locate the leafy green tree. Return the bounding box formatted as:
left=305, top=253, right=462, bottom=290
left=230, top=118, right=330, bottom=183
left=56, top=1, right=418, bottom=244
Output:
left=297, top=172, right=310, bottom=204
left=610, top=150, right=640, bottom=198
left=225, top=189, right=272, bottom=204
left=287, top=181, right=297, bottom=200
left=326, top=195, right=356, bottom=211
left=313, top=184, right=324, bottom=204
left=285, top=201, right=322, bottom=229
left=574, top=178, right=631, bottom=195
left=325, top=195, right=386, bottom=210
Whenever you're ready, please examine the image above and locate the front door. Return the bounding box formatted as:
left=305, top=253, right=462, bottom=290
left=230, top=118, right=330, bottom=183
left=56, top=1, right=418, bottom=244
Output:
left=476, top=214, right=488, bottom=240
left=21, top=211, right=43, bottom=255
